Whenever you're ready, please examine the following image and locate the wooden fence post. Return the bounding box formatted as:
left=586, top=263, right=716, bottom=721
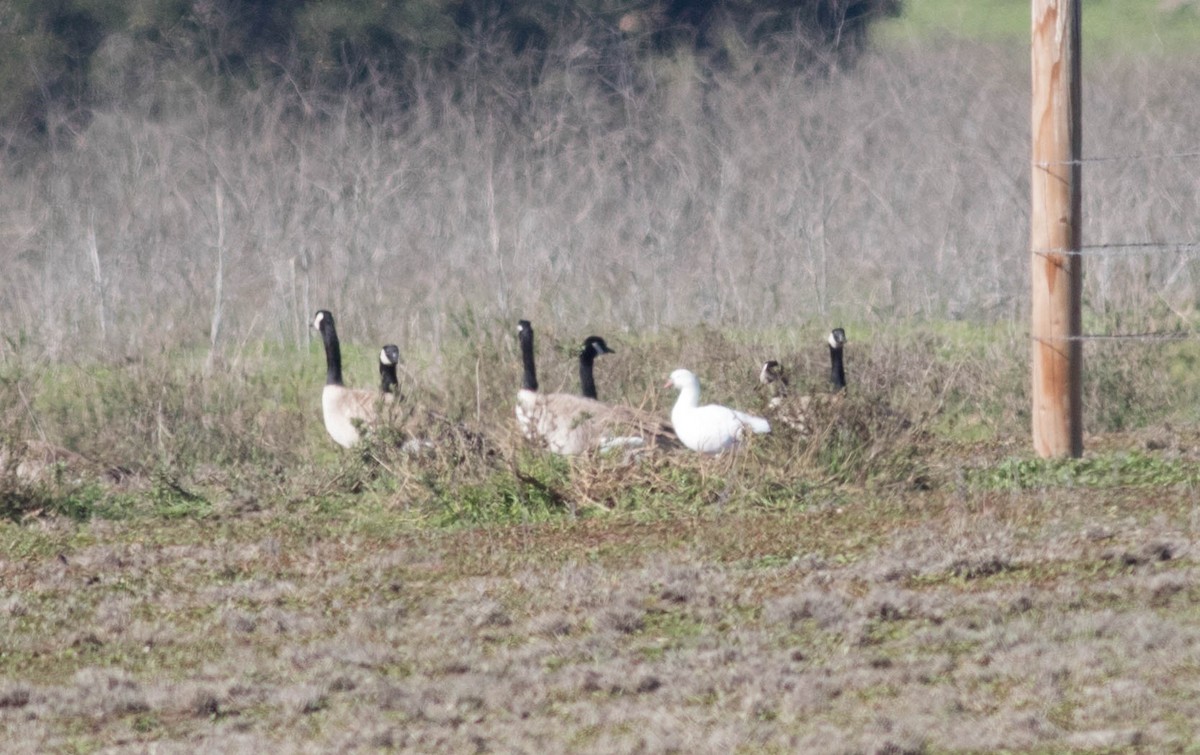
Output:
left=1030, top=0, right=1083, bottom=458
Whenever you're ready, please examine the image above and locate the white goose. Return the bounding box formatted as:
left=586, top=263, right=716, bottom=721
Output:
left=665, top=368, right=770, bottom=454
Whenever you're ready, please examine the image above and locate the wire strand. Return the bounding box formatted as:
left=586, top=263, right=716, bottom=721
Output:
left=1031, top=241, right=1200, bottom=257
left=1034, top=151, right=1200, bottom=167
left=1031, top=332, right=1192, bottom=342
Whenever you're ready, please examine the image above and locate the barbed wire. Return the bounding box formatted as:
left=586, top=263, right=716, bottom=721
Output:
left=1031, top=332, right=1192, bottom=343
left=1031, top=241, right=1200, bottom=258
left=1035, top=150, right=1200, bottom=168
left=1028, top=148, right=1200, bottom=342
left=1027, top=240, right=1200, bottom=340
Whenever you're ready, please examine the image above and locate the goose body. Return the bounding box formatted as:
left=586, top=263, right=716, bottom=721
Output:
left=760, top=359, right=817, bottom=433
left=1, top=440, right=103, bottom=485
left=516, top=320, right=675, bottom=455
left=517, top=392, right=655, bottom=456
left=312, top=310, right=395, bottom=448
left=666, top=369, right=770, bottom=454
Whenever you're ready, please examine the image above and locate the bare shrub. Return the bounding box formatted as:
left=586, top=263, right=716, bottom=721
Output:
left=3, top=40, right=1196, bottom=361
left=597, top=602, right=647, bottom=635
left=765, top=589, right=850, bottom=630
left=277, top=683, right=328, bottom=715
left=67, top=667, right=150, bottom=720
left=0, top=684, right=31, bottom=709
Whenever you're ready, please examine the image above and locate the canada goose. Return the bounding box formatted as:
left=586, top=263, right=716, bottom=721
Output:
left=578, top=336, right=615, bottom=400
left=375, top=342, right=450, bottom=457
left=828, top=327, right=847, bottom=390
left=516, top=320, right=675, bottom=455
left=379, top=344, right=401, bottom=397
left=370, top=340, right=493, bottom=458
left=312, top=309, right=394, bottom=448
left=665, top=368, right=770, bottom=454
left=759, top=327, right=848, bottom=434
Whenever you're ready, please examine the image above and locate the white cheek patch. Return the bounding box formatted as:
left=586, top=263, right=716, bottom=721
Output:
left=314, top=312, right=325, bottom=329
left=380, top=348, right=394, bottom=365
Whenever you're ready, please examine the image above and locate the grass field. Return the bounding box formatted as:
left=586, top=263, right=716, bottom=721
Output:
left=5, top=325, right=1200, bottom=751
left=3, top=476, right=1200, bottom=751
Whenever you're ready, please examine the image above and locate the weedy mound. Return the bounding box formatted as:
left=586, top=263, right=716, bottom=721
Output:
left=0, top=320, right=1198, bottom=527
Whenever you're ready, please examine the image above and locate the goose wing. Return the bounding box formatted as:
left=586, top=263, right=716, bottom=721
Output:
left=1, top=440, right=101, bottom=484
left=731, top=409, right=771, bottom=435
left=674, top=404, right=770, bottom=454
left=520, top=392, right=677, bottom=455
left=323, top=385, right=397, bottom=448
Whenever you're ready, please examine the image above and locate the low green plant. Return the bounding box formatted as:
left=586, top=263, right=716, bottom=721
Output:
left=430, top=450, right=572, bottom=527
left=968, top=450, right=1200, bottom=491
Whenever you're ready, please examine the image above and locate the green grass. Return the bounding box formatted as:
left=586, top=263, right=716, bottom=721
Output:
left=878, top=0, right=1200, bottom=55
left=968, top=449, right=1200, bottom=490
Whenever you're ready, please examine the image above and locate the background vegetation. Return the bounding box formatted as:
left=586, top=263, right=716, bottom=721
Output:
left=4, top=0, right=1200, bottom=751
left=0, top=0, right=898, bottom=145
left=2, top=2, right=1199, bottom=362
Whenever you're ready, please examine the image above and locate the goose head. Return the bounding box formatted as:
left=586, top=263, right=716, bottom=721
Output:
left=665, top=368, right=695, bottom=389
left=380, top=344, right=400, bottom=366
left=379, top=344, right=401, bottom=395
left=828, top=327, right=847, bottom=349
left=579, top=336, right=614, bottom=400
left=312, top=309, right=335, bottom=333
left=759, top=360, right=787, bottom=387
left=581, top=336, right=614, bottom=358
left=664, top=369, right=702, bottom=402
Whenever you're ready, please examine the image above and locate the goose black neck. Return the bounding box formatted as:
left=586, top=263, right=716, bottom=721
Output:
left=319, top=320, right=344, bottom=386
left=829, top=345, right=846, bottom=391
left=380, top=363, right=398, bottom=395
left=772, top=375, right=789, bottom=399
left=519, top=322, right=538, bottom=392
left=579, top=348, right=598, bottom=399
